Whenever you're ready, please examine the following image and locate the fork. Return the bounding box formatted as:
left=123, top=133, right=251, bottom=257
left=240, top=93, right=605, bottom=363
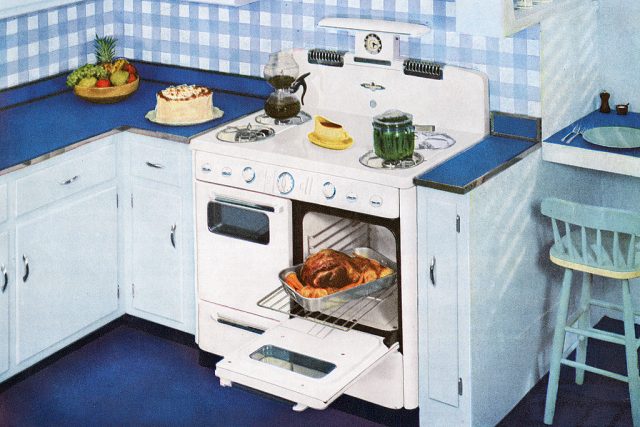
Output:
left=561, top=124, right=580, bottom=142
left=565, top=125, right=583, bottom=144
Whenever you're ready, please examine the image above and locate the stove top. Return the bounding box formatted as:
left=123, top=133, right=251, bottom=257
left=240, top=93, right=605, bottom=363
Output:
left=192, top=107, right=485, bottom=189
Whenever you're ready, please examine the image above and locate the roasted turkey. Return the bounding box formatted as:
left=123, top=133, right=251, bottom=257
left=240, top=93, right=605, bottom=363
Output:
left=294, top=249, right=393, bottom=297
left=300, top=249, right=360, bottom=289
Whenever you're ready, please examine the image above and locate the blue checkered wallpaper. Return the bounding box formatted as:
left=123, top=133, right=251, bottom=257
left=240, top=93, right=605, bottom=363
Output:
left=0, top=0, right=541, bottom=115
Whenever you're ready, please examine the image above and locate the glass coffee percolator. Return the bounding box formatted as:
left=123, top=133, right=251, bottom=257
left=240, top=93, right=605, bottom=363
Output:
left=263, top=51, right=310, bottom=120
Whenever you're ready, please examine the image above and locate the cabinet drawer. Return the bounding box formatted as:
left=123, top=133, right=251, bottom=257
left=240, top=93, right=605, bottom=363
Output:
left=16, top=144, right=116, bottom=216
left=130, top=143, right=182, bottom=186
left=0, top=184, right=7, bottom=224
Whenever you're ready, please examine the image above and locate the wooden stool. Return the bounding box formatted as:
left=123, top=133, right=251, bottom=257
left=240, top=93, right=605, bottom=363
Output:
left=541, top=198, right=640, bottom=426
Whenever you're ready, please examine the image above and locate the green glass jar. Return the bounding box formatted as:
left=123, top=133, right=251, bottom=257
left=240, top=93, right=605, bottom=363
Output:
left=372, top=110, right=415, bottom=161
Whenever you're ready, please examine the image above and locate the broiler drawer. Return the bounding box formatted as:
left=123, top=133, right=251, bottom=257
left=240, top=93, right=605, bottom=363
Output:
left=215, top=317, right=399, bottom=411
left=197, top=300, right=280, bottom=358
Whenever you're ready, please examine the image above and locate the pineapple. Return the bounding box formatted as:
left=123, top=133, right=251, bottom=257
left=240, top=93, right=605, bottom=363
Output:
left=95, top=34, right=117, bottom=72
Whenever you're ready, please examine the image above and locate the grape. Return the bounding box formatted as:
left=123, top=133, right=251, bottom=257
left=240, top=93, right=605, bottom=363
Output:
left=66, top=64, right=109, bottom=87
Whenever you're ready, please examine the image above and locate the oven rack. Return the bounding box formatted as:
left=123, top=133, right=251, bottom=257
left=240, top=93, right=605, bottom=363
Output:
left=257, top=284, right=397, bottom=338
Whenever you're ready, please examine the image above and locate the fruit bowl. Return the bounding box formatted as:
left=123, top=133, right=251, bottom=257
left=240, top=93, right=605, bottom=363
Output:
left=73, top=77, right=139, bottom=104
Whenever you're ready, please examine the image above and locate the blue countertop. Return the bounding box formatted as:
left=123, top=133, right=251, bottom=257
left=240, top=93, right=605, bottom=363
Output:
left=0, top=62, right=270, bottom=173
left=414, top=135, right=539, bottom=194
left=545, top=110, right=640, bottom=156
left=541, top=110, right=640, bottom=179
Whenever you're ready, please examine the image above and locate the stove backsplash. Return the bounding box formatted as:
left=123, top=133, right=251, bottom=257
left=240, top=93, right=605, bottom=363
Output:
left=0, top=0, right=540, bottom=116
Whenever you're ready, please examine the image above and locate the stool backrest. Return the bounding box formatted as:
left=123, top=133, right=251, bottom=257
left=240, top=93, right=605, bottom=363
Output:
left=541, top=198, right=640, bottom=270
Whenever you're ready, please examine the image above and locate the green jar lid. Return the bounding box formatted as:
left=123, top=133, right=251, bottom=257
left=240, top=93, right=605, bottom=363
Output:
left=373, top=109, right=413, bottom=128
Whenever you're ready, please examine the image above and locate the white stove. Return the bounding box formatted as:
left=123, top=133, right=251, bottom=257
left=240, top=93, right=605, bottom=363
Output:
left=192, top=48, right=489, bottom=412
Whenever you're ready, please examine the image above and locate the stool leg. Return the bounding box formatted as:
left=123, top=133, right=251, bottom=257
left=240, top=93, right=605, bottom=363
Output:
left=621, top=279, right=640, bottom=427
left=575, top=273, right=592, bottom=385
left=544, top=268, right=573, bottom=425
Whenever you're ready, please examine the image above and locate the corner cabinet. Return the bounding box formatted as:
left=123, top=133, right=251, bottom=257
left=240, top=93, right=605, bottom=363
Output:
left=0, top=137, right=121, bottom=381
left=456, top=0, right=583, bottom=37
left=14, top=187, right=118, bottom=364
left=122, top=134, right=195, bottom=335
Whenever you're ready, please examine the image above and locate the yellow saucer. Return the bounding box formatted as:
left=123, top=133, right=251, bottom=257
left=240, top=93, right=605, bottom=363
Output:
left=308, top=132, right=354, bottom=150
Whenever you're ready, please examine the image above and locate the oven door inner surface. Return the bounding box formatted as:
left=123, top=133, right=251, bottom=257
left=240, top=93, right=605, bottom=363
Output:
left=215, top=317, right=399, bottom=411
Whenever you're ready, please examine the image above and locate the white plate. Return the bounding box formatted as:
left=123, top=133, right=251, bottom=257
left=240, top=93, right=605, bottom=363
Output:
left=582, top=126, right=640, bottom=149
left=145, top=106, right=224, bottom=126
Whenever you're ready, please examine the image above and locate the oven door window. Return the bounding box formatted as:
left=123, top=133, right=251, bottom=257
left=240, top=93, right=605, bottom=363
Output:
left=208, top=200, right=270, bottom=245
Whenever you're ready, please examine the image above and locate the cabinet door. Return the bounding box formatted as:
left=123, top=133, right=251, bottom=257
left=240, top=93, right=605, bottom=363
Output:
left=15, top=188, right=118, bottom=364
left=421, top=196, right=460, bottom=408
left=0, top=231, right=9, bottom=375
left=131, top=184, right=184, bottom=324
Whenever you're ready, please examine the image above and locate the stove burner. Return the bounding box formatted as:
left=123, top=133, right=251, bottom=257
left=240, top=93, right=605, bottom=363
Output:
left=415, top=131, right=456, bottom=150
left=216, top=124, right=275, bottom=143
left=255, top=111, right=312, bottom=126
left=359, top=150, right=424, bottom=169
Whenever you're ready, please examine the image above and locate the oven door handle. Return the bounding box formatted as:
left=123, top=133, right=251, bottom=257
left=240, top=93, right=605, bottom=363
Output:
left=212, top=195, right=283, bottom=214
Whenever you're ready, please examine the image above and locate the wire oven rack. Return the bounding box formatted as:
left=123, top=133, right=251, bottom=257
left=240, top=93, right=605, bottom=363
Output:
left=257, top=283, right=397, bottom=337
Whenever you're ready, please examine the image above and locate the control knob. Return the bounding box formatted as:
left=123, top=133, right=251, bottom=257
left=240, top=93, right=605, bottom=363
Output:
left=242, top=166, right=256, bottom=183
left=277, top=172, right=294, bottom=194
left=322, top=181, right=336, bottom=199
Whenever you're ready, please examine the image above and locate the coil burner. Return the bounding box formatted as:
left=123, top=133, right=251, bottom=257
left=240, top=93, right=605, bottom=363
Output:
left=359, top=150, right=424, bottom=169
left=255, top=111, right=312, bottom=126
left=216, top=124, right=275, bottom=143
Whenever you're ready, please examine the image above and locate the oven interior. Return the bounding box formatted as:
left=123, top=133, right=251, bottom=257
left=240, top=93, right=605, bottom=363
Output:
left=258, top=201, right=402, bottom=348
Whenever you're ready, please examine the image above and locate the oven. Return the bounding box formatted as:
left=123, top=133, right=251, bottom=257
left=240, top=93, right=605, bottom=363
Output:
left=194, top=150, right=416, bottom=410
left=192, top=46, right=488, bottom=413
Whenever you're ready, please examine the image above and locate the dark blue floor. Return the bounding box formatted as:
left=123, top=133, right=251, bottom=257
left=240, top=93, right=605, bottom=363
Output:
left=499, top=316, right=638, bottom=427
left=1, top=316, right=636, bottom=426
left=0, top=321, right=383, bottom=427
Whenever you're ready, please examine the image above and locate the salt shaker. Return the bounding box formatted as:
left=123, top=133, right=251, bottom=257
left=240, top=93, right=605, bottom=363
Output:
left=599, top=91, right=611, bottom=113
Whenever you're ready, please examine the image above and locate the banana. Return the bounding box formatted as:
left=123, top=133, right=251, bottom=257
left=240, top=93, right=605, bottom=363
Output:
left=113, top=58, right=127, bottom=72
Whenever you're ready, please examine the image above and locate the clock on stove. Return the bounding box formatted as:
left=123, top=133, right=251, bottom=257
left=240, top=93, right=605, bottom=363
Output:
left=355, top=31, right=398, bottom=64
left=364, top=33, right=382, bottom=55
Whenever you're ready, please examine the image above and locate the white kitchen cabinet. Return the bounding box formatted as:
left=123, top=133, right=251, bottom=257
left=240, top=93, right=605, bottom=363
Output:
left=131, top=185, right=185, bottom=325
left=456, top=0, right=583, bottom=37
left=123, top=135, right=194, bottom=334
left=422, top=197, right=461, bottom=408
left=0, top=0, right=80, bottom=20
left=0, top=231, right=9, bottom=376
left=417, top=151, right=585, bottom=426
left=14, top=187, right=118, bottom=364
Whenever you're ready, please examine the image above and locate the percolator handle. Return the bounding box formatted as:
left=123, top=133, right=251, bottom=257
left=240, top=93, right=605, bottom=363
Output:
left=291, top=72, right=310, bottom=105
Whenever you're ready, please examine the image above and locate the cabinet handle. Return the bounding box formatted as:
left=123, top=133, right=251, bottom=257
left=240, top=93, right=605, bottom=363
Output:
left=170, top=224, right=177, bottom=248
left=22, top=255, right=29, bottom=283
left=59, top=175, right=79, bottom=185
left=429, top=256, right=436, bottom=286
left=146, top=161, right=165, bottom=169
left=1, top=265, right=7, bottom=293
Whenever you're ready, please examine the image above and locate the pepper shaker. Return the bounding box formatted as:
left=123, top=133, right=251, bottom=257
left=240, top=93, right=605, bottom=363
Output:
left=599, top=91, right=611, bottom=113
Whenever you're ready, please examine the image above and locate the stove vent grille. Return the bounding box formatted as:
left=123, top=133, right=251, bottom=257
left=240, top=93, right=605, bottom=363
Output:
left=308, top=49, right=346, bottom=67
left=403, top=58, right=443, bottom=80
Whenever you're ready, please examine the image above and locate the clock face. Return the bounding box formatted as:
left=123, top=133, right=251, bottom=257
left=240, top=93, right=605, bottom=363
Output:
left=364, top=33, right=382, bottom=55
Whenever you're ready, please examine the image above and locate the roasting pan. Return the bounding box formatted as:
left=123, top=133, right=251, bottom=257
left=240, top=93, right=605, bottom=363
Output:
left=278, top=247, right=397, bottom=313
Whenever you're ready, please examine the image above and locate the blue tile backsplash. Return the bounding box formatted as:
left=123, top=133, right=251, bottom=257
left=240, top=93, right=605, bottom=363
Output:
left=0, top=0, right=541, bottom=116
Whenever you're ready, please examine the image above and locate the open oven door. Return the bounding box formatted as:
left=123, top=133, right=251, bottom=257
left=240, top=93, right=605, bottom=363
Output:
left=215, top=317, right=399, bottom=411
